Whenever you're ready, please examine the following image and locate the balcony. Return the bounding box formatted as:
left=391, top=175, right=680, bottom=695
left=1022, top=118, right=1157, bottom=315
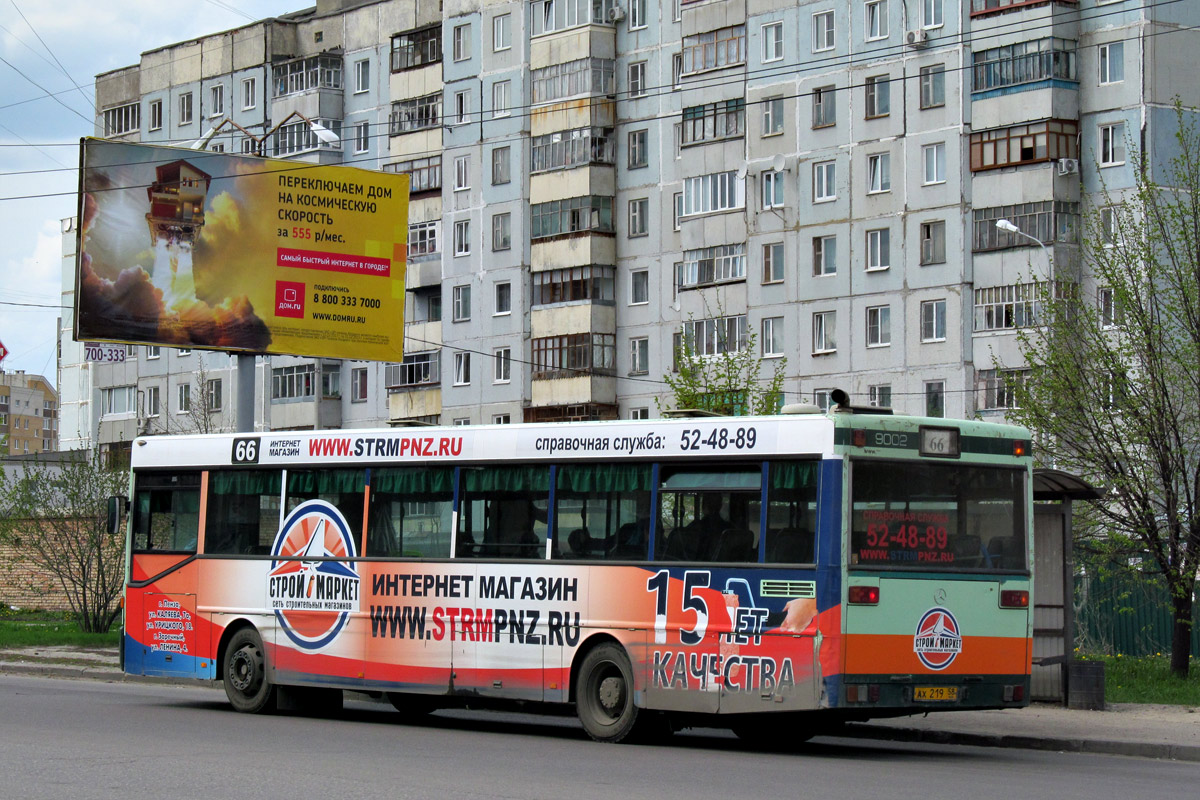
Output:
left=386, top=352, right=440, bottom=391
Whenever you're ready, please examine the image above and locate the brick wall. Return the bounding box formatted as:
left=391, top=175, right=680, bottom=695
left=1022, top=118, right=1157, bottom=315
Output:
left=0, top=519, right=78, bottom=612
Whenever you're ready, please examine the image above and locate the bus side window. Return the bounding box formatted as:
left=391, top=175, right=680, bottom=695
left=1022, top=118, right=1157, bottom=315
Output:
left=132, top=472, right=201, bottom=552
left=366, top=467, right=454, bottom=558
left=205, top=470, right=282, bottom=555
left=286, top=469, right=366, bottom=546
left=457, top=465, right=549, bottom=559
left=763, top=461, right=818, bottom=564
left=553, top=463, right=652, bottom=561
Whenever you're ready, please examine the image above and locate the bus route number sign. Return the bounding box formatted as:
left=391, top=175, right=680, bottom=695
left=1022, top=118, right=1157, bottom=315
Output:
left=232, top=437, right=261, bottom=464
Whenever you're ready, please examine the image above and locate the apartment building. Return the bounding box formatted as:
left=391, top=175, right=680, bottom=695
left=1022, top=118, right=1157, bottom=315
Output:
left=0, top=371, right=58, bottom=455
left=65, top=0, right=1199, bottom=446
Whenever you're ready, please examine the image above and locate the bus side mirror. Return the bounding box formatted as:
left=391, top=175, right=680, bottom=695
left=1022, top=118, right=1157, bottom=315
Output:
left=106, top=496, right=126, bottom=535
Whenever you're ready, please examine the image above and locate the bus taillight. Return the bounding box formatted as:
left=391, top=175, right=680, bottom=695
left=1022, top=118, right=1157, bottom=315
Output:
left=1000, top=590, right=1029, bottom=608
left=848, top=585, right=880, bottom=605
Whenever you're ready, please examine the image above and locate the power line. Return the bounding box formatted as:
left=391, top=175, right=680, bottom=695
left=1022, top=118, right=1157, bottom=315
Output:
left=8, top=0, right=97, bottom=115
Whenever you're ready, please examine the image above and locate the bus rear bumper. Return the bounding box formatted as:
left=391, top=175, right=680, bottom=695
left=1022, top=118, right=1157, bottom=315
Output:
left=833, top=674, right=1031, bottom=711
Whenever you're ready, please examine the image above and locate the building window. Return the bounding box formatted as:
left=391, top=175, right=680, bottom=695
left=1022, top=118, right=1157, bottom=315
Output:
left=145, top=386, right=160, bottom=417
left=389, top=93, right=441, bottom=133
left=681, top=171, right=745, bottom=216
left=532, top=266, right=615, bottom=306
left=921, top=220, right=946, bottom=265
left=353, top=59, right=370, bottom=93
left=146, top=346, right=161, bottom=359
left=628, top=129, right=648, bottom=168
left=178, top=92, right=193, bottom=125
left=869, top=384, right=891, bottom=408
left=386, top=352, right=439, bottom=389
left=492, top=212, right=511, bottom=250
left=866, top=305, right=891, bottom=347
left=812, top=311, right=836, bottom=354
left=408, top=220, right=440, bottom=258
left=98, top=103, right=135, bottom=140
left=925, top=381, right=945, bottom=418
left=532, top=334, right=617, bottom=378
left=762, top=96, right=783, bottom=136
left=354, top=121, right=370, bottom=153
left=177, top=383, right=191, bottom=413
left=628, top=198, right=649, bottom=237
left=762, top=316, right=783, bottom=357
left=631, top=270, right=649, bottom=304
left=494, top=414, right=511, bottom=425
left=977, top=369, right=1029, bottom=411
left=812, top=85, right=835, bottom=128
left=672, top=52, right=683, bottom=89
left=387, top=156, right=441, bottom=193
left=922, top=0, right=943, bottom=28
left=629, top=61, right=647, bottom=98
left=972, top=38, right=1076, bottom=93
left=762, top=21, right=784, bottom=62
left=531, top=126, right=614, bottom=173
left=454, top=155, right=470, bottom=190
left=494, top=348, right=511, bottom=383
left=972, top=201, right=1079, bottom=252
left=866, top=228, right=890, bottom=270
left=322, top=367, right=341, bottom=398
left=921, top=299, right=947, bottom=342
left=630, top=337, right=649, bottom=375
left=101, top=386, right=136, bottom=416
left=531, top=57, right=615, bottom=104
left=454, top=352, right=471, bottom=386
left=673, top=192, right=683, bottom=229
left=865, top=75, right=890, bottom=118
left=629, top=0, right=647, bottom=29
left=1100, top=122, right=1125, bottom=166
left=531, top=196, right=614, bottom=238
left=272, top=364, right=315, bottom=400
left=206, top=379, right=223, bottom=412
left=493, top=13, right=511, bottom=51
left=492, top=80, right=511, bottom=118
left=491, top=146, right=511, bottom=185
left=813, top=160, right=836, bottom=202
left=452, top=284, right=471, bottom=321
left=453, top=23, right=471, bottom=61
left=682, top=315, right=747, bottom=356
left=867, top=152, right=890, bottom=193
left=273, top=55, right=342, bottom=95
left=969, top=119, right=1078, bottom=171
left=209, top=85, right=223, bottom=117
left=763, top=242, right=784, bottom=283
left=681, top=243, right=746, bottom=287
left=454, top=90, right=470, bottom=125
left=1098, top=42, right=1123, bottom=84
left=1099, top=287, right=1125, bottom=328
left=493, top=282, right=512, bottom=316
left=242, top=78, right=256, bottom=109
left=920, top=65, right=945, bottom=108
left=531, top=0, right=607, bottom=35
left=866, top=1, right=888, bottom=40
left=681, top=25, right=746, bottom=74
left=974, top=284, right=1041, bottom=331
left=762, top=169, right=784, bottom=209
left=923, top=142, right=946, bottom=184
left=683, top=99, right=745, bottom=146
left=148, top=100, right=162, bottom=131
left=391, top=25, right=442, bottom=71
left=453, top=220, right=471, bottom=256
left=812, top=11, right=835, bottom=52
left=812, top=235, right=837, bottom=276
left=272, top=118, right=343, bottom=157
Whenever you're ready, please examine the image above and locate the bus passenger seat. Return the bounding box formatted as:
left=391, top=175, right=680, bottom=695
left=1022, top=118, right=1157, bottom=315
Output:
left=568, top=528, right=592, bottom=558
left=713, top=528, right=754, bottom=562
left=769, top=528, right=808, bottom=563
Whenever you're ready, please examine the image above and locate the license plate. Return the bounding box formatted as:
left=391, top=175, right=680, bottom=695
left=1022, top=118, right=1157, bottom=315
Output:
left=914, top=686, right=958, bottom=701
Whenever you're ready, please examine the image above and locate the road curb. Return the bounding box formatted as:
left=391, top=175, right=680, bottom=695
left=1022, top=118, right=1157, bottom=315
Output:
left=0, top=663, right=209, bottom=688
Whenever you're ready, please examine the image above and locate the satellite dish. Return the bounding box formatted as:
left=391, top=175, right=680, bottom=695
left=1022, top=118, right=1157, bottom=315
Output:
left=736, top=163, right=748, bottom=180
left=772, top=153, right=787, bottom=172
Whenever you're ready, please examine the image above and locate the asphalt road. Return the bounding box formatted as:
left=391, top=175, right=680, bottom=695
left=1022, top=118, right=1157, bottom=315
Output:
left=0, top=675, right=1195, bottom=799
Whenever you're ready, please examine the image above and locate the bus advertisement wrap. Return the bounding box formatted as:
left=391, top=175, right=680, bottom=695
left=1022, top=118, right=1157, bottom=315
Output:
left=74, top=138, right=409, bottom=360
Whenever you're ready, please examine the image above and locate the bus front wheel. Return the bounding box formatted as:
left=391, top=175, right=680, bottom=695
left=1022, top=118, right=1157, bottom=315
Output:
left=223, top=628, right=276, bottom=714
left=576, top=643, right=652, bottom=743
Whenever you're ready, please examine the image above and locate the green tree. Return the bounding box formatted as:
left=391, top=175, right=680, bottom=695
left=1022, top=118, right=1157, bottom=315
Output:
left=660, top=317, right=786, bottom=416
left=1007, top=104, right=1200, bottom=677
left=0, top=452, right=127, bottom=632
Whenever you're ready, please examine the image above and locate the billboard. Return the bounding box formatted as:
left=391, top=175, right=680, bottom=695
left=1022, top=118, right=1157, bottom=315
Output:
left=74, top=138, right=409, bottom=361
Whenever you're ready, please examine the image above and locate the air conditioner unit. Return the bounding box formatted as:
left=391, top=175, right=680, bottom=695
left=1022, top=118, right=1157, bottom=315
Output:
left=607, top=5, right=626, bottom=22
left=906, top=29, right=930, bottom=48
left=1057, top=158, right=1079, bottom=176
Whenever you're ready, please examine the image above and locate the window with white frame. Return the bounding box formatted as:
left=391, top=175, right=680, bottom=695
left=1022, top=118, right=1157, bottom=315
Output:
left=452, top=284, right=471, bottom=321
left=345, top=367, right=365, bottom=403
left=1100, top=206, right=1118, bottom=246
left=763, top=242, right=784, bottom=283
left=492, top=146, right=511, bottom=184
left=210, top=84, right=223, bottom=117
left=762, top=169, right=784, bottom=209
left=206, top=379, right=223, bottom=412
left=1099, top=42, right=1123, bottom=84
left=454, top=352, right=471, bottom=385
left=409, top=220, right=440, bottom=257
left=813, top=160, right=836, bottom=201
left=1099, top=287, right=1125, bottom=328
left=355, top=59, right=370, bottom=93
left=920, top=64, right=945, bottom=108
left=629, top=61, right=647, bottom=97
left=865, top=75, right=889, bottom=118
left=813, top=390, right=833, bottom=411
left=762, top=316, right=783, bottom=357
left=1099, top=122, right=1125, bottom=166
left=531, top=58, right=615, bottom=103
left=454, top=220, right=471, bottom=256
left=101, top=386, right=136, bottom=416
left=493, top=80, right=511, bottom=118
left=630, top=337, right=649, bottom=374
left=762, top=21, right=783, bottom=62
left=923, top=142, right=946, bottom=184
left=243, top=78, right=257, bottom=110
left=271, top=364, right=314, bottom=400
left=627, top=0, right=647, bottom=28
left=177, top=383, right=191, bottom=413
left=672, top=53, right=683, bottom=89
left=921, top=299, right=947, bottom=342
left=389, top=93, right=441, bottom=133
left=869, top=384, right=891, bottom=408
left=866, top=0, right=888, bottom=40
left=494, top=347, right=511, bottom=382
left=812, top=311, right=836, bottom=354
left=494, top=13, right=511, bottom=51
left=103, top=102, right=140, bottom=137
left=812, top=85, right=835, bottom=128
left=629, top=198, right=649, bottom=237
left=681, top=171, right=745, bottom=216
left=628, top=129, right=648, bottom=168
left=762, top=96, right=784, bottom=135
left=454, top=90, right=470, bottom=125
left=812, top=235, right=837, bottom=276
left=354, top=121, right=370, bottom=153
left=631, top=270, right=649, bottom=304
left=921, top=220, right=946, bottom=265
left=681, top=25, right=746, bottom=74
left=812, top=10, right=835, bottom=52
left=453, top=23, right=471, bottom=61
left=178, top=92, right=193, bottom=125
left=494, top=282, right=511, bottom=315
left=925, top=380, right=945, bottom=418
left=867, top=152, right=890, bottom=193
left=681, top=243, right=746, bottom=286
left=149, top=100, right=162, bottom=131
left=531, top=0, right=608, bottom=36
left=454, top=155, right=470, bottom=190
left=146, top=346, right=161, bottom=359
left=922, top=0, right=943, bottom=29
left=866, top=305, right=891, bottom=347
left=977, top=369, right=1029, bottom=411
left=866, top=228, right=890, bottom=270
left=492, top=212, right=511, bottom=250
left=145, top=386, right=161, bottom=417
left=494, top=414, right=511, bottom=425
left=973, top=284, right=1039, bottom=331
left=683, top=315, right=748, bottom=356
left=673, top=192, right=683, bottom=229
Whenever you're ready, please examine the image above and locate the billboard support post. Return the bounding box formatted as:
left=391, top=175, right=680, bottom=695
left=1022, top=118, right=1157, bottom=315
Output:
left=236, top=354, right=255, bottom=432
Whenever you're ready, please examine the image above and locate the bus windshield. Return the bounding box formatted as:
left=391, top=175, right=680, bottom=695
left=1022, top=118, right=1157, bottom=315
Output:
left=849, top=459, right=1026, bottom=572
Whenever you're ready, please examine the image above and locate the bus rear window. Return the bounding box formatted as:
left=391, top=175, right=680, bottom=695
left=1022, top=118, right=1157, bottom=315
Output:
left=850, top=460, right=1026, bottom=571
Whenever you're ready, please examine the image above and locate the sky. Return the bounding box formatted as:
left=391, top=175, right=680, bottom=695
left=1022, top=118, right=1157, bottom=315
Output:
left=0, top=0, right=303, bottom=388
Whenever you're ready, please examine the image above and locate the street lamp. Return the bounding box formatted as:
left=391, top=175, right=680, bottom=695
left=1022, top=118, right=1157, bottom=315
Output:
left=996, top=218, right=1052, bottom=274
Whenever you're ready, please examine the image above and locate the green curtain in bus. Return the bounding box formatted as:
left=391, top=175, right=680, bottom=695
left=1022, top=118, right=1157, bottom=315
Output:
left=211, top=469, right=281, bottom=496
left=287, top=469, right=365, bottom=495
left=661, top=469, right=761, bottom=490
left=462, top=465, right=549, bottom=493
left=770, top=461, right=817, bottom=490
left=557, top=463, right=651, bottom=493
left=371, top=467, right=454, bottom=495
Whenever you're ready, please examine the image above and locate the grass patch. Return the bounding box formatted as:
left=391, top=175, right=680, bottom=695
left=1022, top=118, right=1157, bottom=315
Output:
left=1081, top=653, right=1200, bottom=705
left=0, top=610, right=119, bottom=649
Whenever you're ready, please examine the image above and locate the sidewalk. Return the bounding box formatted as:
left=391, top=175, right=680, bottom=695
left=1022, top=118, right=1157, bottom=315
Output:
left=2, top=645, right=1197, bottom=760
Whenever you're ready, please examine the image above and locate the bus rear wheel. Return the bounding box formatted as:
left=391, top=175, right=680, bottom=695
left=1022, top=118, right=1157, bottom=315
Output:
left=576, top=643, right=655, bottom=743
left=223, top=628, right=276, bottom=714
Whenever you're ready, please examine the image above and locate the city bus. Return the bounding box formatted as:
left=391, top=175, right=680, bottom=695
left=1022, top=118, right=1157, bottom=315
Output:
left=117, top=405, right=1034, bottom=743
